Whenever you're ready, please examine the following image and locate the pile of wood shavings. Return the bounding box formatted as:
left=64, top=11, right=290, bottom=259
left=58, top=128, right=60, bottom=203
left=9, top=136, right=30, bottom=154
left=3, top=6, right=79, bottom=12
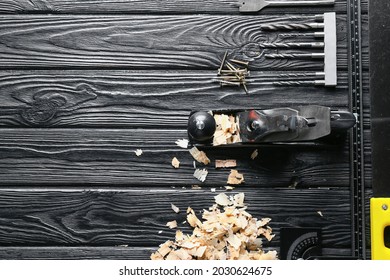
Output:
left=151, top=193, right=277, bottom=260
left=213, top=114, right=241, bottom=146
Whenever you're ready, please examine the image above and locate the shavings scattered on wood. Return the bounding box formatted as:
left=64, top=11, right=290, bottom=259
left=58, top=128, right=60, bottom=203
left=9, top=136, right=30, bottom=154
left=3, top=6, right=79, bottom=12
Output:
left=251, top=149, right=259, bottom=160
left=227, top=169, right=245, bottom=185
left=317, top=211, right=323, bottom=217
left=193, top=168, right=208, bottom=182
left=151, top=192, right=277, bottom=260
left=215, top=159, right=237, bottom=168
left=213, top=114, right=241, bottom=146
left=171, top=203, right=180, bottom=213
left=171, top=157, right=180, bottom=168
left=189, top=147, right=210, bottom=165
left=166, top=220, right=178, bottom=229
left=134, top=149, right=143, bottom=156
left=175, top=139, right=189, bottom=149
left=224, top=186, right=235, bottom=191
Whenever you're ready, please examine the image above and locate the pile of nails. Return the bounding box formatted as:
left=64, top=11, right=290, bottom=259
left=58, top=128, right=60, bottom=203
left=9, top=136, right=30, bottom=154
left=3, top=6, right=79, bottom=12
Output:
left=217, top=51, right=250, bottom=93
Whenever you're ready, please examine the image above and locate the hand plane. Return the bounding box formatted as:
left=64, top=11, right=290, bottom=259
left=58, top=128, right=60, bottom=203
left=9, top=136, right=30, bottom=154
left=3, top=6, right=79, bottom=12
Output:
left=187, top=105, right=355, bottom=146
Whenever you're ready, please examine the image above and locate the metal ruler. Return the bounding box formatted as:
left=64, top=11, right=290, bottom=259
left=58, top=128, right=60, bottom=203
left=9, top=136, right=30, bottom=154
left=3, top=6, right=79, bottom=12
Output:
left=348, top=0, right=366, bottom=259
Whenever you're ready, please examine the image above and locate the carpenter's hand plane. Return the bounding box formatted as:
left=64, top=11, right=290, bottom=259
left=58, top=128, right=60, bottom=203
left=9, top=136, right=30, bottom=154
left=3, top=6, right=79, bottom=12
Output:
left=187, top=105, right=356, bottom=146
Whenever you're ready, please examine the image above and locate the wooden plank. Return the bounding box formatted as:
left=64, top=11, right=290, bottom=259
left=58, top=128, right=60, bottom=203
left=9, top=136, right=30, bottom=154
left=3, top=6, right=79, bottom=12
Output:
left=0, top=188, right=351, bottom=247
left=0, top=246, right=351, bottom=259
left=0, top=246, right=156, bottom=260
left=0, top=15, right=368, bottom=70
left=0, top=0, right=368, bottom=14
left=0, top=128, right=351, bottom=186
left=0, top=70, right=356, bottom=128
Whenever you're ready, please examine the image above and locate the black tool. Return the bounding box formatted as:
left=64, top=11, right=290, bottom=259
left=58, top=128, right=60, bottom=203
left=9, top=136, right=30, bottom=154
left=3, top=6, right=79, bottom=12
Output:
left=280, top=228, right=321, bottom=260
left=188, top=105, right=356, bottom=145
left=238, top=0, right=335, bottom=13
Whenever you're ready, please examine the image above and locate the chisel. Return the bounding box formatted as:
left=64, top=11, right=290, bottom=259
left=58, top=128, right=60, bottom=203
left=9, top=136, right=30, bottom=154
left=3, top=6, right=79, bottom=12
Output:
left=239, top=0, right=335, bottom=13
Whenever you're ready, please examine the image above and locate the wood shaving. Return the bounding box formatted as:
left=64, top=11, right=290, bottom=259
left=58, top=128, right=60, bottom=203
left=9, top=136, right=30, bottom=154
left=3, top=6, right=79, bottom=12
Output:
left=191, top=185, right=201, bottom=190
left=171, top=203, right=180, bottom=213
left=224, top=186, right=235, bottom=191
left=193, top=168, right=208, bottom=182
left=151, top=192, right=277, bottom=260
left=251, top=149, right=259, bottom=160
left=215, top=159, right=237, bottom=168
left=317, top=211, right=323, bottom=217
left=175, top=139, right=189, bottom=149
left=171, top=157, right=180, bottom=168
left=214, top=193, right=233, bottom=206
left=189, top=147, right=210, bottom=165
left=227, top=169, right=245, bottom=185
left=233, top=193, right=245, bottom=207
left=166, top=220, right=178, bottom=229
left=210, top=188, right=216, bottom=192
left=135, top=149, right=143, bottom=156
left=213, top=114, right=241, bottom=146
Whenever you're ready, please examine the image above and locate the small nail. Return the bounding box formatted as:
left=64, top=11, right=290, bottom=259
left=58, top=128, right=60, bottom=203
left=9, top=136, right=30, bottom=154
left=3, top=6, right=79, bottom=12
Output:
left=220, top=80, right=241, bottom=86
left=218, top=50, right=229, bottom=75
left=230, top=59, right=249, bottom=67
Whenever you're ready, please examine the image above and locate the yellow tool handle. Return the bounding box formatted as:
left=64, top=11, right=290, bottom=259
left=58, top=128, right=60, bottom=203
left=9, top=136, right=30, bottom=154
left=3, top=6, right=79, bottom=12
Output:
left=371, top=198, right=390, bottom=260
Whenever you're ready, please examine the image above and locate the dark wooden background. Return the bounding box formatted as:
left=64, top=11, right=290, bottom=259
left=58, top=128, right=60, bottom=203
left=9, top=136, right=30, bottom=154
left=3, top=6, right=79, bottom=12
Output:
left=0, top=0, right=371, bottom=259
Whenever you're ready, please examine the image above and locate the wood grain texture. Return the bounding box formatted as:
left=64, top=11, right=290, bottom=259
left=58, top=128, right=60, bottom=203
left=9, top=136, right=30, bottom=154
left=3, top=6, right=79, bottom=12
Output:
left=0, top=247, right=156, bottom=260
left=0, top=15, right=368, bottom=70
left=0, top=188, right=352, bottom=247
left=0, top=128, right=351, bottom=186
left=0, top=0, right=368, bottom=14
left=0, top=247, right=351, bottom=259
left=0, top=70, right=358, bottom=128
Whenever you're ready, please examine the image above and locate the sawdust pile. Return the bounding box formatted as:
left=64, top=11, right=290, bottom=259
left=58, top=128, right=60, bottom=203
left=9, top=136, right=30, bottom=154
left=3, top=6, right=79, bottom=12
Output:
left=151, top=193, right=277, bottom=260
left=213, top=114, right=241, bottom=146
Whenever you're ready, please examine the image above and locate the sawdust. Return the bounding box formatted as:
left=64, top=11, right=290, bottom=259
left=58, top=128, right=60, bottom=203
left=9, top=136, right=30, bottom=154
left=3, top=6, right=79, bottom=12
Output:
left=215, top=159, right=237, bottom=168
left=171, top=203, right=180, bottom=213
left=151, top=193, right=277, bottom=260
left=193, top=169, right=208, bottom=182
left=251, top=149, right=259, bottom=160
left=166, top=220, right=178, bottom=229
left=175, top=139, right=189, bottom=149
left=213, top=114, right=241, bottom=146
left=172, top=157, right=180, bottom=168
left=189, top=147, right=210, bottom=165
left=135, top=149, right=143, bottom=156
left=227, top=170, right=245, bottom=185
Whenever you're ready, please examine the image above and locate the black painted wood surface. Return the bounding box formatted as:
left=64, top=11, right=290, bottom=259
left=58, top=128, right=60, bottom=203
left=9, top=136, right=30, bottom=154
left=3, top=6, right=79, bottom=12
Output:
left=0, top=0, right=371, bottom=259
left=0, top=0, right=368, bottom=14
left=0, top=15, right=368, bottom=70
